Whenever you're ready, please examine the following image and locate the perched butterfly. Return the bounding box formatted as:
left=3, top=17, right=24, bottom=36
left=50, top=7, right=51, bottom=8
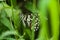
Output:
left=20, top=12, right=40, bottom=32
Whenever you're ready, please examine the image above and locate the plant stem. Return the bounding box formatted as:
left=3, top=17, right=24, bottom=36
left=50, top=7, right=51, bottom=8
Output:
left=37, top=0, right=49, bottom=40
left=48, top=0, right=59, bottom=40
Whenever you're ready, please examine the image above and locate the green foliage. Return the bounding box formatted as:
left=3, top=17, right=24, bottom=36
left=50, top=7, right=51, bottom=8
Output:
left=0, top=0, right=60, bottom=40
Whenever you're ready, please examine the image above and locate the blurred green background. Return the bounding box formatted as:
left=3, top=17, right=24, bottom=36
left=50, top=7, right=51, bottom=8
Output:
left=0, top=0, right=60, bottom=40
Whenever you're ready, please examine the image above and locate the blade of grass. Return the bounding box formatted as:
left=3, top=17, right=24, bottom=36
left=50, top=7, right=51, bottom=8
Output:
left=10, top=0, right=18, bottom=40
left=31, top=0, right=36, bottom=40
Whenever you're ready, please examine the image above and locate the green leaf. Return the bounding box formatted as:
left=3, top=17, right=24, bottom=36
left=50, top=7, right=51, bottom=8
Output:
left=5, top=37, right=16, bottom=40
left=18, top=38, right=25, bottom=40
left=0, top=3, right=3, bottom=10
left=0, top=17, right=14, bottom=30
left=25, top=2, right=36, bottom=13
left=25, top=29, right=31, bottom=39
left=0, top=31, right=19, bottom=40
left=4, top=7, right=13, bottom=17
left=0, top=2, right=10, bottom=10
